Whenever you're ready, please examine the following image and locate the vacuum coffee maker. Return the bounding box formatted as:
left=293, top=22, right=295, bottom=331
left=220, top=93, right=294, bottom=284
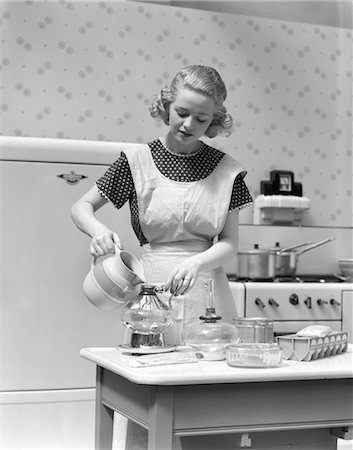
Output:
left=120, top=284, right=176, bottom=354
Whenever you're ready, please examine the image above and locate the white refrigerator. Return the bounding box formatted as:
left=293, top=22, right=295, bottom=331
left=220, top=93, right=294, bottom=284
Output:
left=0, top=136, right=142, bottom=449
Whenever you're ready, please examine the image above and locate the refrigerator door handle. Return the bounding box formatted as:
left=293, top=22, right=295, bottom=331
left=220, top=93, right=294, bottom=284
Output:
left=57, top=171, right=88, bottom=185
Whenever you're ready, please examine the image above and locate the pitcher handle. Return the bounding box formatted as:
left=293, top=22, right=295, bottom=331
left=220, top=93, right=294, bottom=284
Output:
left=90, top=247, right=115, bottom=268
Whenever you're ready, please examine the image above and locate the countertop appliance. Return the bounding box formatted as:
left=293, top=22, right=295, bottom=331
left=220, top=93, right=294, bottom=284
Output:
left=0, top=136, right=142, bottom=449
left=228, top=275, right=353, bottom=343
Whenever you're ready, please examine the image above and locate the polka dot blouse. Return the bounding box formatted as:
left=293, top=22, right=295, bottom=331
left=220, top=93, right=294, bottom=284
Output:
left=96, top=139, right=253, bottom=246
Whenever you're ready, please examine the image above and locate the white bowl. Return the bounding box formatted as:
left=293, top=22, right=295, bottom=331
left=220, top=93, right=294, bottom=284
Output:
left=338, top=258, right=353, bottom=277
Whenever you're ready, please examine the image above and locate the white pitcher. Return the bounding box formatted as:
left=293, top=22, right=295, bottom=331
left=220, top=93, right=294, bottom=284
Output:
left=83, top=246, right=145, bottom=310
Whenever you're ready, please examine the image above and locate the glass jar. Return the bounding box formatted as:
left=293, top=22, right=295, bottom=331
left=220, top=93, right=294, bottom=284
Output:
left=233, top=318, right=274, bottom=343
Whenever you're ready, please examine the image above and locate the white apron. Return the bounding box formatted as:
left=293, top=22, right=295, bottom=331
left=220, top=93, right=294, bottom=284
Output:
left=124, top=143, right=245, bottom=344
left=115, top=144, right=245, bottom=450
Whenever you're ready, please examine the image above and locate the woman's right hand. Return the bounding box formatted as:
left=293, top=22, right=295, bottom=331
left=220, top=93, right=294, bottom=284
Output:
left=70, top=185, right=123, bottom=257
left=90, top=229, right=123, bottom=256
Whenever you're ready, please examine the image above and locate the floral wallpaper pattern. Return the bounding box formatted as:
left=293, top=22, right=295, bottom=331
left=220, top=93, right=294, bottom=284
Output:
left=1, top=0, right=352, bottom=227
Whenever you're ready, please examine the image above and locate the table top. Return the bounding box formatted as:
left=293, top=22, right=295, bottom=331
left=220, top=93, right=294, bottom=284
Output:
left=80, top=345, right=353, bottom=386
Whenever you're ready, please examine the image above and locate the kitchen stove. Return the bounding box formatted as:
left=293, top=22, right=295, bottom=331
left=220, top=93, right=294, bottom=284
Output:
left=228, top=274, right=345, bottom=283
left=228, top=275, right=353, bottom=341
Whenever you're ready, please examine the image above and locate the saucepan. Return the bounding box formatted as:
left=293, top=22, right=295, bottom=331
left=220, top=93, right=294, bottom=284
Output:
left=237, top=238, right=335, bottom=280
left=237, top=244, right=276, bottom=280
left=274, top=238, right=335, bottom=277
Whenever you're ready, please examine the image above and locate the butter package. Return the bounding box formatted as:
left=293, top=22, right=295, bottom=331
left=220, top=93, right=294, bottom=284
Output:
left=295, top=325, right=332, bottom=338
left=276, top=331, right=348, bottom=361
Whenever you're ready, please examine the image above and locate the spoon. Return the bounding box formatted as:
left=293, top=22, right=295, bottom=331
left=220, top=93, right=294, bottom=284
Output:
left=168, top=291, right=175, bottom=308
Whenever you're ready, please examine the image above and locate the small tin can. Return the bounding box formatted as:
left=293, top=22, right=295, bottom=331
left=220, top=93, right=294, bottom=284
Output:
left=233, top=318, right=274, bottom=343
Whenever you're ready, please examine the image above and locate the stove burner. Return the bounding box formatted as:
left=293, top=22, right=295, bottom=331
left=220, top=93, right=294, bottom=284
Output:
left=273, top=276, right=333, bottom=283
left=280, top=275, right=343, bottom=283
left=227, top=274, right=343, bottom=283
left=274, top=277, right=300, bottom=283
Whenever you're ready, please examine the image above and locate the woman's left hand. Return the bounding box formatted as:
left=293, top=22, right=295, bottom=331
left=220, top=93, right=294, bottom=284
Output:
left=165, top=257, right=201, bottom=296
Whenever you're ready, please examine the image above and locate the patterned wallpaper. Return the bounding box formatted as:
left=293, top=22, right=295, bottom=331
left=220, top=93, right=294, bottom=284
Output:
left=1, top=0, right=352, bottom=227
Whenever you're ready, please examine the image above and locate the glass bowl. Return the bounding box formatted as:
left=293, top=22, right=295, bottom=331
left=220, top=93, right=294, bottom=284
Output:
left=226, top=343, right=283, bottom=368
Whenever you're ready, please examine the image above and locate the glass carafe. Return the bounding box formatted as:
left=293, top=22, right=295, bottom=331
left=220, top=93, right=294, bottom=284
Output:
left=182, top=279, right=237, bottom=360
left=121, top=284, right=175, bottom=348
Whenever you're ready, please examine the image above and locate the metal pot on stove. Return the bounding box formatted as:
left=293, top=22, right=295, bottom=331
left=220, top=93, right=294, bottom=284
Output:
left=273, top=238, right=335, bottom=278
left=237, top=238, right=335, bottom=280
left=237, top=244, right=276, bottom=280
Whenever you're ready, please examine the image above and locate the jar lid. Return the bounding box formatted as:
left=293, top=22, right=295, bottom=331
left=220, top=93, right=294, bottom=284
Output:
left=226, top=343, right=279, bottom=351
left=234, top=317, right=273, bottom=324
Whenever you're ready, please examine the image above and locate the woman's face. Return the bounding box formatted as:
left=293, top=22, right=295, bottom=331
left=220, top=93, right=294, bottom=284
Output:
left=168, top=87, right=215, bottom=145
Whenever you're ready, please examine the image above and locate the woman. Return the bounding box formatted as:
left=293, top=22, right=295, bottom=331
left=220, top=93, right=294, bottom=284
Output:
left=72, top=65, right=252, bottom=449
left=71, top=65, right=252, bottom=347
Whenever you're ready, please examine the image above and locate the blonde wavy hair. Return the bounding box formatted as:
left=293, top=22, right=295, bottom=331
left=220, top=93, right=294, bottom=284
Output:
left=149, top=65, right=233, bottom=138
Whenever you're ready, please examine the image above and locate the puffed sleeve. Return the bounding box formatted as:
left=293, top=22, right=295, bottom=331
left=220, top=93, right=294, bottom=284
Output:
left=229, top=173, right=253, bottom=210
left=96, top=152, right=134, bottom=209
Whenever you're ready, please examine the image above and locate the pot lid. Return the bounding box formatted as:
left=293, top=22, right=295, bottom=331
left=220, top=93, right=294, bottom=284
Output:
left=238, top=244, right=276, bottom=255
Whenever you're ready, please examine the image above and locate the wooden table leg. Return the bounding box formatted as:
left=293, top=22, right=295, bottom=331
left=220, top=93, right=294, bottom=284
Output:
left=148, top=386, right=174, bottom=450
left=95, top=366, right=114, bottom=450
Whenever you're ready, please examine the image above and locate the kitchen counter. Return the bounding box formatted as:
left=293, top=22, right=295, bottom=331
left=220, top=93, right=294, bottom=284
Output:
left=81, top=346, right=353, bottom=450
left=80, top=346, right=353, bottom=385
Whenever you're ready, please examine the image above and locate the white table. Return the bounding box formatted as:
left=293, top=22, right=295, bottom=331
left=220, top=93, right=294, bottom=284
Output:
left=80, top=346, right=353, bottom=450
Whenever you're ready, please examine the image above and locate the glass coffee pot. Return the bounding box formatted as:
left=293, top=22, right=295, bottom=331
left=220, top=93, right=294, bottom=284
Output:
left=120, top=284, right=176, bottom=353
left=182, top=279, right=237, bottom=360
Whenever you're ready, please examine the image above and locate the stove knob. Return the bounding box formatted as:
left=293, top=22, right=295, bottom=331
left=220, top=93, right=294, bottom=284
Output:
left=289, top=293, right=299, bottom=305
left=255, top=298, right=266, bottom=308
left=268, top=298, right=279, bottom=308
left=304, top=297, right=312, bottom=309
left=317, top=299, right=328, bottom=305
left=330, top=298, right=341, bottom=306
